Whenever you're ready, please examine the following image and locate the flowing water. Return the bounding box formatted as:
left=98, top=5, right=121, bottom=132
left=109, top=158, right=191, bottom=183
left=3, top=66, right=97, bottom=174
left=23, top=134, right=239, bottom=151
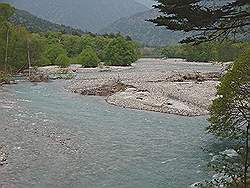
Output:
left=0, top=80, right=215, bottom=188
left=0, top=60, right=224, bottom=188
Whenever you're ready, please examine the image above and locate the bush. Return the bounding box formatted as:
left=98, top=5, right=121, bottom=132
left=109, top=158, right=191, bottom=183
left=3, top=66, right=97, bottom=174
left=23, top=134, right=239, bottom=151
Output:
left=55, top=54, right=70, bottom=68
left=104, top=37, right=139, bottom=66
left=77, top=47, right=100, bottom=68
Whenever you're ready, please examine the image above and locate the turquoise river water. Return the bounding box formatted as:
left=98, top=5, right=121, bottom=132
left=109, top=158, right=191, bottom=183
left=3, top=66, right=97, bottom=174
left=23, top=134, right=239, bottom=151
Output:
left=0, top=80, right=221, bottom=188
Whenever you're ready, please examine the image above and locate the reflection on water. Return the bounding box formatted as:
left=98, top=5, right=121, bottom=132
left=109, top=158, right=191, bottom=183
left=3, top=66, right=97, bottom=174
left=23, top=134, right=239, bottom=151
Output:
left=0, top=81, right=215, bottom=188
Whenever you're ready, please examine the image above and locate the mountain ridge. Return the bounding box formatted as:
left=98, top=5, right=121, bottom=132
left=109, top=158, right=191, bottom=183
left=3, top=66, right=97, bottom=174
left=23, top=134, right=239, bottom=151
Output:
left=100, top=9, right=186, bottom=46
left=10, top=9, right=84, bottom=34
left=0, top=0, right=149, bottom=32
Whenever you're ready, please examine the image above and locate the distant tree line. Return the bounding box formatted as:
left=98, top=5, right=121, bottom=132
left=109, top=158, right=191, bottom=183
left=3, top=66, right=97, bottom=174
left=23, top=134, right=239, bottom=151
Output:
left=160, top=41, right=250, bottom=62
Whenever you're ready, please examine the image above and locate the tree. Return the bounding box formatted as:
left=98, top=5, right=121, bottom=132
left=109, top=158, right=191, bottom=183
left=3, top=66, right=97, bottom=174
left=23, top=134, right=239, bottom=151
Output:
left=183, top=42, right=216, bottom=62
left=150, top=1, right=250, bottom=187
left=208, top=47, right=250, bottom=187
left=55, top=54, right=70, bottom=68
left=45, top=44, right=66, bottom=64
left=28, top=33, right=47, bottom=67
left=161, top=44, right=186, bottom=58
left=61, top=34, right=82, bottom=57
left=5, top=25, right=29, bottom=72
left=0, top=3, right=14, bottom=72
left=104, top=37, right=139, bottom=66
left=150, top=0, right=250, bottom=43
left=77, top=47, right=100, bottom=68
left=0, top=3, right=14, bottom=22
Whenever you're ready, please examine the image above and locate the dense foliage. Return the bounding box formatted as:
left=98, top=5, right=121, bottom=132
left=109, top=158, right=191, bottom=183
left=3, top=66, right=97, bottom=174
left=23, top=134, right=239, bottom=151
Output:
left=104, top=37, right=139, bottom=66
left=208, top=47, right=250, bottom=138
left=55, top=54, right=70, bottom=68
left=77, top=47, right=100, bottom=68
left=161, top=41, right=250, bottom=62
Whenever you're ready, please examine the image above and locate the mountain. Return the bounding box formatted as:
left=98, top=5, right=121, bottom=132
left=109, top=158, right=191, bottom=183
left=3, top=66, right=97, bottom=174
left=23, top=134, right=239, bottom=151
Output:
left=100, top=9, right=186, bottom=46
left=0, top=0, right=148, bottom=32
left=10, top=9, right=84, bottom=35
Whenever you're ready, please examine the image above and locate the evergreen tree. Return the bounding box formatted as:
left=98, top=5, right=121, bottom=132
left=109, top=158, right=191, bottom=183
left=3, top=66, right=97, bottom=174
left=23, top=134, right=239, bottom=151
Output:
left=150, top=0, right=250, bottom=43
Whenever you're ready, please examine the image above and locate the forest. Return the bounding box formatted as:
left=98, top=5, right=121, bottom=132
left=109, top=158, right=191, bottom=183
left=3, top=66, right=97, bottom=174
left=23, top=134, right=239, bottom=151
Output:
left=0, top=3, right=139, bottom=82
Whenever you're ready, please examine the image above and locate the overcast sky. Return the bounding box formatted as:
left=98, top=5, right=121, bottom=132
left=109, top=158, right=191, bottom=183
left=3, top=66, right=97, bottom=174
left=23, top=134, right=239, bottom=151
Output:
left=135, top=0, right=155, bottom=8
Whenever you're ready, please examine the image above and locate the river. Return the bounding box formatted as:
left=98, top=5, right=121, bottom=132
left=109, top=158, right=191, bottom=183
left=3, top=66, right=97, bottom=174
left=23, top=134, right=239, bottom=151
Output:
left=0, top=79, right=218, bottom=188
left=1, top=58, right=226, bottom=188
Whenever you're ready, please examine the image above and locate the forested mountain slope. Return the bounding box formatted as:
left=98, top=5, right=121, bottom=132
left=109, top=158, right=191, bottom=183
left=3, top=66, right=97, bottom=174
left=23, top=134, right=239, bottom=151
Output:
left=0, top=0, right=148, bottom=32
left=100, top=9, right=186, bottom=46
left=10, top=9, right=84, bottom=34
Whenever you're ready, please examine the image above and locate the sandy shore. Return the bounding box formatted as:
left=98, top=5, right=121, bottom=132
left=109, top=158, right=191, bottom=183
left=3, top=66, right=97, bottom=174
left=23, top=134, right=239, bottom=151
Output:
left=66, top=58, right=222, bottom=116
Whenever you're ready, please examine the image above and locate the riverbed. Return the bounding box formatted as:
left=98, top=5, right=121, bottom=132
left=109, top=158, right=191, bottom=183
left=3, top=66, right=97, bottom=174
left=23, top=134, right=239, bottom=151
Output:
left=0, top=79, right=219, bottom=188
left=0, top=58, right=226, bottom=188
left=68, top=58, right=223, bottom=116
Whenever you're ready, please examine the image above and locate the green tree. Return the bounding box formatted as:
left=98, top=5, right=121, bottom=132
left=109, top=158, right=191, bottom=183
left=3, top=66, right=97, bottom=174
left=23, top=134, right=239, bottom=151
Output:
left=0, top=3, right=14, bottom=73
left=150, top=1, right=249, bottom=187
left=208, top=47, right=250, bottom=187
left=0, top=3, right=14, bottom=22
left=55, top=54, right=70, bottom=68
left=184, top=42, right=216, bottom=62
left=6, top=26, right=29, bottom=71
left=161, top=44, right=185, bottom=58
left=28, top=33, right=47, bottom=67
left=104, top=37, right=139, bottom=66
left=80, top=34, right=112, bottom=61
left=45, top=44, right=66, bottom=64
left=61, top=34, right=82, bottom=57
left=77, top=47, right=100, bottom=68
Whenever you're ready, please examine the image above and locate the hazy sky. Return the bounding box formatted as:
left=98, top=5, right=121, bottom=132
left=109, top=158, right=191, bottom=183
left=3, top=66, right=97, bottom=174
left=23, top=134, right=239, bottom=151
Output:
left=135, top=0, right=155, bottom=8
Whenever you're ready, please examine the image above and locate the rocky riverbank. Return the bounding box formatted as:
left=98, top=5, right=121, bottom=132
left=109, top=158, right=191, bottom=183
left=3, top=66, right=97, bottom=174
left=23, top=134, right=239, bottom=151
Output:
left=68, top=58, right=223, bottom=116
